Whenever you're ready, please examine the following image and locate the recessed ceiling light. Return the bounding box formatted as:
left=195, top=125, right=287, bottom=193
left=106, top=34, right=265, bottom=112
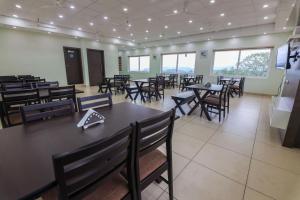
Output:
left=264, top=16, right=269, bottom=20
left=146, top=30, right=149, bottom=33
left=128, top=23, right=132, bottom=27
left=89, top=22, right=94, bottom=26
left=12, top=14, right=18, bottom=18
left=227, top=22, right=232, bottom=26
left=130, top=33, right=133, bottom=36
left=103, top=16, right=108, bottom=20
left=200, top=27, right=204, bottom=30
left=208, top=38, right=210, bottom=41
left=123, top=7, right=128, bottom=12
left=263, top=4, right=269, bottom=8
left=188, top=20, right=193, bottom=24
left=210, top=0, right=215, bottom=4
left=50, top=21, right=54, bottom=25
left=220, top=13, right=225, bottom=17
left=113, top=28, right=116, bottom=32
left=70, top=5, right=75, bottom=9
left=15, top=4, right=22, bottom=9
left=263, top=32, right=267, bottom=35
left=159, top=34, right=163, bottom=38
left=286, top=18, right=289, bottom=21
left=292, top=3, right=295, bottom=7
left=177, top=31, right=181, bottom=35
left=144, top=37, right=148, bottom=40
left=173, top=9, right=178, bottom=14
left=12, top=26, right=17, bottom=29
left=58, top=14, right=63, bottom=19
left=164, top=25, right=168, bottom=29
left=283, top=27, right=287, bottom=30
left=118, top=36, right=121, bottom=39
left=147, top=18, right=152, bottom=22
left=78, top=27, right=82, bottom=31
left=48, top=32, right=51, bottom=34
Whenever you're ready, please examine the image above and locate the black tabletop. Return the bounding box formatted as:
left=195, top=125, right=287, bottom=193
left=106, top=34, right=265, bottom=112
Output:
left=186, top=84, right=223, bottom=92
left=0, top=102, right=162, bottom=199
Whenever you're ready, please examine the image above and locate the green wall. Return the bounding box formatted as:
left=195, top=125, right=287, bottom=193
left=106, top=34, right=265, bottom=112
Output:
left=0, top=27, right=119, bottom=85
left=119, top=32, right=290, bottom=95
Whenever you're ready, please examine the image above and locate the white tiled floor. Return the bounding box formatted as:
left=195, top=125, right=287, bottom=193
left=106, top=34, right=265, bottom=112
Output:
left=74, top=85, right=300, bottom=200
left=16, top=85, right=300, bottom=200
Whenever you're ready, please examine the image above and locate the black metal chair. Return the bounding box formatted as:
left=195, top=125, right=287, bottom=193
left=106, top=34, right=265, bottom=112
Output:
left=49, top=85, right=77, bottom=111
left=179, top=74, right=188, bottom=90
left=231, top=77, right=245, bottom=97
left=195, top=75, right=204, bottom=84
left=166, top=74, right=177, bottom=88
left=21, top=99, right=75, bottom=124
left=140, top=78, right=157, bottom=102
left=217, top=75, right=224, bottom=85
left=77, top=93, right=112, bottom=112
left=2, top=82, right=25, bottom=91
left=134, top=109, right=175, bottom=200
left=42, top=126, right=137, bottom=200
left=1, top=89, right=40, bottom=127
left=36, top=81, right=59, bottom=88
left=156, top=76, right=165, bottom=100
left=125, top=85, right=139, bottom=101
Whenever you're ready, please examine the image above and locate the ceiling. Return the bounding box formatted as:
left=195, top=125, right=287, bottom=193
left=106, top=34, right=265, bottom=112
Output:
left=0, top=0, right=296, bottom=44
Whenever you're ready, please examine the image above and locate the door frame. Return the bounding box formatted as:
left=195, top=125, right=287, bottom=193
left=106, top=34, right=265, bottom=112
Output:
left=63, top=46, right=84, bottom=85
left=86, top=48, right=106, bottom=86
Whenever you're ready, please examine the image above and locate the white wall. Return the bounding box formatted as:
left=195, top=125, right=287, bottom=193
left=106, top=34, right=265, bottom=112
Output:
left=120, top=32, right=290, bottom=95
left=0, top=27, right=119, bottom=85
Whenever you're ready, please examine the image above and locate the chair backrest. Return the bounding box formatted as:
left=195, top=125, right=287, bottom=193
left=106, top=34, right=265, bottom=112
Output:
left=2, top=89, right=40, bottom=106
left=217, top=76, right=224, bottom=85
left=21, top=99, right=75, bottom=123
left=135, top=109, right=175, bottom=157
left=195, top=75, right=204, bottom=84
left=52, top=126, right=135, bottom=200
left=36, top=81, right=59, bottom=88
left=0, top=76, right=18, bottom=83
left=77, top=93, right=112, bottom=112
left=2, top=82, right=24, bottom=91
left=49, top=85, right=75, bottom=102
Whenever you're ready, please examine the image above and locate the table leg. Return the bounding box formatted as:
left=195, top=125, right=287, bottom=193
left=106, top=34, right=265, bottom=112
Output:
left=187, top=89, right=201, bottom=115
left=134, top=81, right=146, bottom=102
left=173, top=99, right=185, bottom=115
left=201, top=91, right=212, bottom=121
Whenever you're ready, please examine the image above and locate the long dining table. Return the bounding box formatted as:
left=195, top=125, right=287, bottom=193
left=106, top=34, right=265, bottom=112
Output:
left=0, top=102, right=162, bottom=200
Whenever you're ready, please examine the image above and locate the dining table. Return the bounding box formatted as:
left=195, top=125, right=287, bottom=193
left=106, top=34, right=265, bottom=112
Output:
left=0, top=102, right=163, bottom=200
left=186, top=84, right=223, bottom=121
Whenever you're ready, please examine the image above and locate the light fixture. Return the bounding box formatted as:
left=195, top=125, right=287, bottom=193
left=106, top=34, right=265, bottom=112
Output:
left=70, top=5, right=75, bottom=9
left=146, top=30, right=149, bottom=33
left=58, top=14, right=63, bottom=19
left=264, top=16, right=269, bottom=20
left=78, top=27, right=82, bottom=31
left=103, top=16, right=108, bottom=20
left=210, top=0, right=215, bottom=4
left=283, top=26, right=287, bottom=30
left=208, top=38, right=211, bottom=41
left=118, top=36, right=121, bottom=39
left=164, top=25, right=168, bottom=29
left=188, top=20, right=193, bottom=24
left=12, top=14, right=18, bottom=18
left=144, top=37, right=148, bottom=40
left=227, top=22, right=232, bottom=26
left=123, top=7, right=128, bottom=12
left=113, top=28, right=116, bottom=32
left=263, top=4, right=269, bottom=8
left=89, top=22, right=94, bottom=26
left=128, top=23, right=132, bottom=27
left=159, top=34, right=163, bottom=38
left=263, top=32, right=267, bottom=35
left=220, top=13, right=225, bottom=17
left=15, top=4, right=22, bottom=9
left=12, top=26, right=17, bottom=29
left=177, top=31, right=181, bottom=35
left=130, top=33, right=133, bottom=36
left=147, top=18, right=152, bottom=22
left=48, top=32, right=51, bottom=34
left=173, top=9, right=178, bottom=14
left=200, top=27, right=204, bottom=30
left=286, top=18, right=289, bottom=21
left=50, top=21, right=54, bottom=25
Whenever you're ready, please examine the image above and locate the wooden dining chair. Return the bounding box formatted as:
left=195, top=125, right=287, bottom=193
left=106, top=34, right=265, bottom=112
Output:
left=21, top=99, right=75, bottom=123
left=77, top=93, right=112, bottom=112
left=195, top=75, right=204, bottom=84
left=42, top=126, right=137, bottom=200
left=179, top=74, right=188, bottom=90
left=140, top=78, right=157, bottom=102
left=1, top=89, right=40, bottom=127
left=231, top=77, right=245, bottom=97
left=49, top=85, right=77, bottom=111
left=2, top=82, right=25, bottom=91
left=36, top=81, right=59, bottom=88
left=134, top=109, right=175, bottom=200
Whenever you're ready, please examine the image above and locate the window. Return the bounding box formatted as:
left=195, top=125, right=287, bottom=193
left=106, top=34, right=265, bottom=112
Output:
left=162, top=52, right=196, bottom=73
left=129, top=56, right=150, bottom=72
left=213, top=48, right=271, bottom=77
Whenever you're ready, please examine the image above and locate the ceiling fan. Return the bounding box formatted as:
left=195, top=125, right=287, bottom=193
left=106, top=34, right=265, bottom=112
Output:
left=165, top=0, right=201, bottom=17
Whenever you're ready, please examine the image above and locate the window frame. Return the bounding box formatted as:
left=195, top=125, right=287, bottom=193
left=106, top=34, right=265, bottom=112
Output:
left=161, top=51, right=196, bottom=74
left=211, top=47, right=273, bottom=79
left=128, top=55, right=150, bottom=72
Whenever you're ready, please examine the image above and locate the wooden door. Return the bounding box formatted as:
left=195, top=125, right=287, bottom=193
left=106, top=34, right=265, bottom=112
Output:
left=87, top=49, right=105, bottom=86
left=63, top=47, right=84, bottom=85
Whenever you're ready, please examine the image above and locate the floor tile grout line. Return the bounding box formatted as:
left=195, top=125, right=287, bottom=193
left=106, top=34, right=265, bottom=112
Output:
left=246, top=186, right=276, bottom=200
left=207, top=141, right=253, bottom=158
left=241, top=97, right=263, bottom=200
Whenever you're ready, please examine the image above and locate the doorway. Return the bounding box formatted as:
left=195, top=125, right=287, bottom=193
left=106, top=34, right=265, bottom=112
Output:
left=87, top=49, right=105, bottom=86
left=63, top=47, right=84, bottom=85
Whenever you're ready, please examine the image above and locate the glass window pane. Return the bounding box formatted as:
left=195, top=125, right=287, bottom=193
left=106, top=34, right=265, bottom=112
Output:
left=129, top=57, right=139, bottom=71
left=178, top=53, right=196, bottom=73
left=213, top=50, right=240, bottom=76
left=139, top=56, right=150, bottom=72
left=162, top=54, right=177, bottom=73
left=239, top=49, right=271, bottom=77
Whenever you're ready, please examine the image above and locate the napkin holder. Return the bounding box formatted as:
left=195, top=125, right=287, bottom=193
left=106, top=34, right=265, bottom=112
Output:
left=77, top=109, right=105, bottom=130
